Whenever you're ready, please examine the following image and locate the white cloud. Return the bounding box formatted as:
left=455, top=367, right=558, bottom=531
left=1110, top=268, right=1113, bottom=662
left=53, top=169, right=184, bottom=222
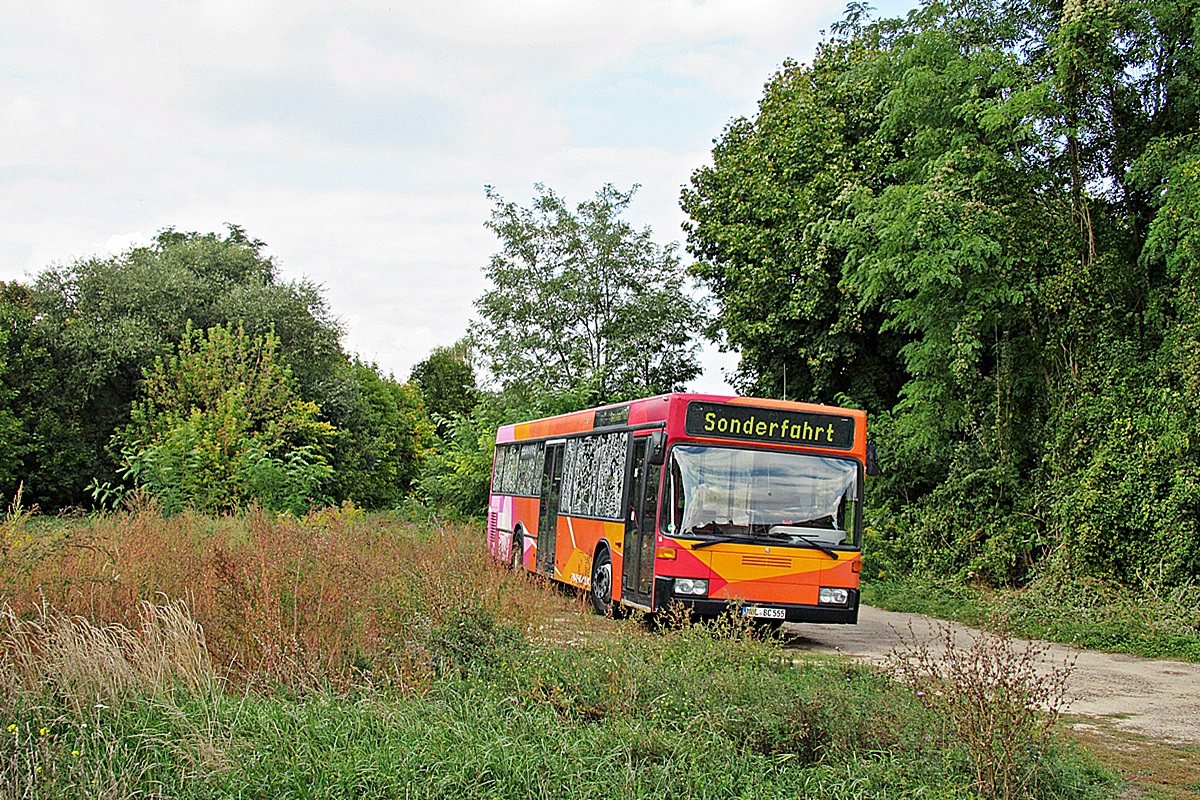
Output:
left=1, top=0, right=918, bottom=390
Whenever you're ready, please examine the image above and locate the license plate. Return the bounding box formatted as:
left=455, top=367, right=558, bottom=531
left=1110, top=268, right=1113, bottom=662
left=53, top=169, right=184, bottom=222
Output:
left=742, top=606, right=785, bottom=620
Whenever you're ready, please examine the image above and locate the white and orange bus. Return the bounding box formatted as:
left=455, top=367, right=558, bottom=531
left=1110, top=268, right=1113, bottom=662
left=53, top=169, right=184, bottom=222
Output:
left=486, top=393, right=870, bottom=623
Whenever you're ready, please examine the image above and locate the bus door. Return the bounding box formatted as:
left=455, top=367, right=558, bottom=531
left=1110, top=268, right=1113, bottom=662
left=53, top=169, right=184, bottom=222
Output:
left=536, top=441, right=565, bottom=576
left=621, top=436, right=661, bottom=608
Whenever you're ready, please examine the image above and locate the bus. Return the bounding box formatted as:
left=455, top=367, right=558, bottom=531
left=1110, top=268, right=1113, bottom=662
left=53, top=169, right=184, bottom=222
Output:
left=486, top=393, right=870, bottom=624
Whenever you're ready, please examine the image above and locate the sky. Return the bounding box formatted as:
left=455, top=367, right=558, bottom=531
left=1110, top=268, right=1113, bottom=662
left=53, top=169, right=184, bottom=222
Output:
left=1, top=0, right=915, bottom=392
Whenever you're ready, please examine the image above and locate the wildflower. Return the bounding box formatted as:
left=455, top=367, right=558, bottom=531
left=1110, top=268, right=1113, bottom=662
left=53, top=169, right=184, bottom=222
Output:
left=6, top=724, right=16, bottom=735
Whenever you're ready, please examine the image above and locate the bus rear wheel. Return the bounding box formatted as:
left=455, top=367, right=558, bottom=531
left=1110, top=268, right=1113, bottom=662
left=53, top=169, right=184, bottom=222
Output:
left=590, top=549, right=615, bottom=616
left=510, top=535, right=522, bottom=571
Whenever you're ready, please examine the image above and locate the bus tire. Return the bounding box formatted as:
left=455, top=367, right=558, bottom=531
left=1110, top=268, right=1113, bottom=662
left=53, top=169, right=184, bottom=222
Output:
left=590, top=547, right=615, bottom=617
left=510, top=534, right=523, bottom=571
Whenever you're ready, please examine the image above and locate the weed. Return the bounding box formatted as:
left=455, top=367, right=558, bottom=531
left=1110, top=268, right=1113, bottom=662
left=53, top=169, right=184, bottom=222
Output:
left=0, top=507, right=569, bottom=691
left=887, top=619, right=1076, bottom=800
left=0, top=511, right=1116, bottom=799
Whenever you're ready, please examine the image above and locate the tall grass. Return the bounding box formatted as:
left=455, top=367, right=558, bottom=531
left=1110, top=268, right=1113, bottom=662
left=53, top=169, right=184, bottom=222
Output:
left=0, top=507, right=1115, bottom=799
left=0, top=503, right=563, bottom=689
left=0, top=617, right=1112, bottom=800
left=0, top=600, right=213, bottom=712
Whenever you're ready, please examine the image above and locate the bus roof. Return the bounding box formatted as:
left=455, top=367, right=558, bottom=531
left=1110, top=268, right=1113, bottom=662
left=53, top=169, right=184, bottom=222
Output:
left=495, top=393, right=867, bottom=459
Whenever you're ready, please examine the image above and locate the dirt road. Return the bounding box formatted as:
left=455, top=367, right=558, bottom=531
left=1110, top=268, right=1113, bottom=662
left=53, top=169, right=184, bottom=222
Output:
left=783, top=605, right=1200, bottom=746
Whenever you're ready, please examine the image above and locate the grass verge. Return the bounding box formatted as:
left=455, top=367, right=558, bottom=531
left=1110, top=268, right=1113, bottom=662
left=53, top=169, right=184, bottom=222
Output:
left=1062, top=719, right=1200, bottom=800
left=4, top=619, right=1116, bottom=799
left=863, top=574, right=1200, bottom=663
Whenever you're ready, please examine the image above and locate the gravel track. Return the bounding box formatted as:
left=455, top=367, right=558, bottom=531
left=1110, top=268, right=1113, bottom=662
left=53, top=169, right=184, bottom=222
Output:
left=782, top=604, right=1200, bottom=745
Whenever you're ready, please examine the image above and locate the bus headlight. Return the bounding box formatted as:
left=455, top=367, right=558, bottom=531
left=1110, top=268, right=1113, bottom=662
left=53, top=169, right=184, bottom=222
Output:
left=818, top=587, right=849, bottom=605
left=673, top=578, right=709, bottom=597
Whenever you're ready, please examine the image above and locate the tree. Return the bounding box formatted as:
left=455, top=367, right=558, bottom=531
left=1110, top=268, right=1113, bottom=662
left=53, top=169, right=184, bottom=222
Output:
left=685, top=0, right=1200, bottom=587
left=24, top=225, right=344, bottom=507
left=326, top=360, right=435, bottom=510
left=115, top=323, right=337, bottom=515
left=0, top=282, right=91, bottom=506
left=681, top=17, right=908, bottom=410
left=416, top=407, right=498, bottom=518
left=7, top=225, right=428, bottom=511
left=472, top=184, right=702, bottom=406
left=410, top=340, right=479, bottom=436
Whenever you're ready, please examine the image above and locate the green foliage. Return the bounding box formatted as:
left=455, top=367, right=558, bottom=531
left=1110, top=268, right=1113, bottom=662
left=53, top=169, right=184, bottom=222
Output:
left=415, top=406, right=498, bottom=518
left=0, top=297, right=24, bottom=492
left=409, top=340, right=478, bottom=437
left=115, top=323, right=336, bottom=515
left=14, top=226, right=340, bottom=508
left=430, top=184, right=710, bottom=518
left=0, top=226, right=428, bottom=511
left=473, top=184, right=702, bottom=405
left=326, top=362, right=434, bottom=510
left=681, top=31, right=908, bottom=408
left=0, top=603, right=1114, bottom=800
left=686, top=0, right=1200, bottom=589
left=0, top=283, right=89, bottom=506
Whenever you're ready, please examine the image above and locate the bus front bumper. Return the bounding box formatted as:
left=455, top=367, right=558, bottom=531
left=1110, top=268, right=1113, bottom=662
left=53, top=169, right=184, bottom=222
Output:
left=654, top=579, right=860, bottom=624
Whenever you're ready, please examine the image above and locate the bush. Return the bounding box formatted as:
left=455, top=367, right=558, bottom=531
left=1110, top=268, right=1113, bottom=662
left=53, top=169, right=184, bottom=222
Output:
left=115, top=323, right=336, bottom=515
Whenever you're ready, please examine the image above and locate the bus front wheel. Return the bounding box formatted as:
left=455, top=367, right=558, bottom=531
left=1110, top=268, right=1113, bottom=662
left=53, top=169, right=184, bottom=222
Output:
left=590, top=549, right=615, bottom=616
left=510, top=535, right=523, bottom=571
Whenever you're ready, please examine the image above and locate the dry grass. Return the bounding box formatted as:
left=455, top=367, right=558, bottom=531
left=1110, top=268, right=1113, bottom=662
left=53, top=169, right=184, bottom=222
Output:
left=0, top=503, right=567, bottom=692
left=0, top=599, right=213, bottom=712
left=1064, top=721, right=1200, bottom=800
left=0, top=506, right=1117, bottom=800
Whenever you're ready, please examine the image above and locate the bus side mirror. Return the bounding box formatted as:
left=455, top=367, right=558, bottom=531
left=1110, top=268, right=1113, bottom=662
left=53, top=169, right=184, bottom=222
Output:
left=647, top=431, right=667, bottom=466
left=866, top=439, right=880, bottom=477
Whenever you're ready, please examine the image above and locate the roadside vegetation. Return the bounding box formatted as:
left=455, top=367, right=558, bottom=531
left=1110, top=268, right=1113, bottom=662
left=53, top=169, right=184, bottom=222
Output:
left=864, top=573, right=1200, bottom=664
left=1, top=507, right=1113, bottom=799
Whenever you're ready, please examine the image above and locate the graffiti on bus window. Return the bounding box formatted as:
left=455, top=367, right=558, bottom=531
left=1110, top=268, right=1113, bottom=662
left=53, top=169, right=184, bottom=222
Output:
left=500, top=446, right=520, bottom=495
left=594, top=435, right=625, bottom=519
left=561, top=432, right=628, bottom=520
left=516, top=443, right=542, bottom=496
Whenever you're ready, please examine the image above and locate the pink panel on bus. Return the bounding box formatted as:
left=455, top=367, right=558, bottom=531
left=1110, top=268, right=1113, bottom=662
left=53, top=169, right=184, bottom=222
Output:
left=487, top=494, right=515, bottom=561
left=496, top=427, right=516, bottom=444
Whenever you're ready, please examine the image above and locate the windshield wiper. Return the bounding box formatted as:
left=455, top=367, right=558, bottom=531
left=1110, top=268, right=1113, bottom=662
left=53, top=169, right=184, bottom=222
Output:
left=689, top=520, right=730, bottom=537
left=685, top=521, right=750, bottom=549
left=756, top=525, right=841, bottom=559
left=782, top=532, right=839, bottom=559
left=691, top=535, right=758, bottom=550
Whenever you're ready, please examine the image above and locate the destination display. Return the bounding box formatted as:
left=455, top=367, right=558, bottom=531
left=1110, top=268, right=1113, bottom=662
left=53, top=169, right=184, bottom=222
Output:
left=684, top=401, right=855, bottom=450
left=593, top=404, right=631, bottom=429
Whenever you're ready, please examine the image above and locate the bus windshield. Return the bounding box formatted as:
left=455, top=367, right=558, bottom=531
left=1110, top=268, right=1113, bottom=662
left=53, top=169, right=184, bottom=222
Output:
left=664, top=445, right=860, bottom=547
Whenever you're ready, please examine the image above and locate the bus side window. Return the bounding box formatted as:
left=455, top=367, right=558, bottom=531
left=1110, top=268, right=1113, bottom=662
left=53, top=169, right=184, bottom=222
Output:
left=491, top=445, right=507, bottom=492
